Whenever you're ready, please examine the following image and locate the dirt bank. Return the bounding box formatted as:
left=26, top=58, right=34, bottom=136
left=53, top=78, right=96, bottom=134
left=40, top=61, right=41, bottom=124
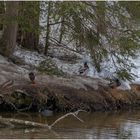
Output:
left=1, top=74, right=140, bottom=113
left=1, top=54, right=140, bottom=112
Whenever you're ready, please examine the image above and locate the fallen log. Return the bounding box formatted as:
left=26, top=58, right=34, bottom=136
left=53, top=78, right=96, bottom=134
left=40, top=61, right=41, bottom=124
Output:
left=0, top=116, right=49, bottom=128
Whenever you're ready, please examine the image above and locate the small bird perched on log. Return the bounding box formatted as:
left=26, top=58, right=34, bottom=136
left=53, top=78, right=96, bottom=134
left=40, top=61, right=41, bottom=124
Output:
left=29, top=72, right=35, bottom=84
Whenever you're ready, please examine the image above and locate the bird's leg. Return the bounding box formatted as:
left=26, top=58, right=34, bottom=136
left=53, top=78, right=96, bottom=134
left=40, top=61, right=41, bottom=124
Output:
left=31, top=80, right=36, bottom=84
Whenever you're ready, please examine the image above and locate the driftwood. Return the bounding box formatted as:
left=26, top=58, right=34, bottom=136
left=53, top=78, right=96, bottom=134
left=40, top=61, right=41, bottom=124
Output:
left=49, top=110, right=86, bottom=129
left=0, top=110, right=86, bottom=129
left=0, top=116, right=49, bottom=128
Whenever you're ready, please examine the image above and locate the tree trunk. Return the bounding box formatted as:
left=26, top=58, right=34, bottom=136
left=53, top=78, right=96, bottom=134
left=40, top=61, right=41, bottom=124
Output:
left=18, top=2, right=40, bottom=51
left=44, top=1, right=51, bottom=55
left=59, top=17, right=65, bottom=44
left=90, top=2, right=106, bottom=72
left=0, top=1, right=5, bottom=31
left=0, top=1, right=19, bottom=57
left=96, top=2, right=106, bottom=35
left=22, top=32, right=39, bottom=51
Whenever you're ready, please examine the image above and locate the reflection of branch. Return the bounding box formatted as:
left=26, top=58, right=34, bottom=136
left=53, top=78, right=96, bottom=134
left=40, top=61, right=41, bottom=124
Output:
left=49, top=110, right=87, bottom=129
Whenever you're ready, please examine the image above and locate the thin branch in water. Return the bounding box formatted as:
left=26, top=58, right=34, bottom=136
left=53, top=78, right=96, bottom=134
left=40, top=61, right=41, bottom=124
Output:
left=49, top=110, right=86, bottom=129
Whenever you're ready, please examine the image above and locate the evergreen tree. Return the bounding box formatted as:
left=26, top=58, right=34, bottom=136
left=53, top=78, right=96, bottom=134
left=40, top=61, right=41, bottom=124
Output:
left=48, top=1, right=140, bottom=80
left=44, top=1, right=51, bottom=55
left=0, top=1, right=139, bottom=80
left=18, top=1, right=40, bottom=51
left=0, top=1, right=19, bottom=57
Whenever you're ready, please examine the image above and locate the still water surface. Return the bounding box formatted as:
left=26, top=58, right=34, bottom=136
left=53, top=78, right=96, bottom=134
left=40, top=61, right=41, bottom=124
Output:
left=0, top=110, right=140, bottom=139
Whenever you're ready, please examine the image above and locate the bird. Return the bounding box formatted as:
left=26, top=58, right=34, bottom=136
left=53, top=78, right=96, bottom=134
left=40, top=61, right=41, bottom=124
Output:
left=109, top=78, right=121, bottom=89
left=28, top=72, right=35, bottom=84
left=79, top=62, right=89, bottom=75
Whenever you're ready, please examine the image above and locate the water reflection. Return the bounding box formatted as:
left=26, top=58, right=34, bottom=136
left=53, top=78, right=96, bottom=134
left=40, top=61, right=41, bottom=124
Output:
left=0, top=110, right=140, bottom=138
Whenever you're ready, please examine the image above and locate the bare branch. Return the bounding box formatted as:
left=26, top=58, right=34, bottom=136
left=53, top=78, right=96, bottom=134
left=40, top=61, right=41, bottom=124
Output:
left=49, top=110, right=86, bottom=129
left=50, top=37, right=82, bottom=55
left=49, top=21, right=65, bottom=26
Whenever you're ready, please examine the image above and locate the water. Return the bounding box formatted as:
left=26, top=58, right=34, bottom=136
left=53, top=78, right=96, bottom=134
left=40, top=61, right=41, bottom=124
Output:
left=0, top=110, right=140, bottom=139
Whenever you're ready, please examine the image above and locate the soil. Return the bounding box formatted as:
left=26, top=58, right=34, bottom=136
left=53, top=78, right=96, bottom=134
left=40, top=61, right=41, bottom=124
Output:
left=1, top=75, right=140, bottom=113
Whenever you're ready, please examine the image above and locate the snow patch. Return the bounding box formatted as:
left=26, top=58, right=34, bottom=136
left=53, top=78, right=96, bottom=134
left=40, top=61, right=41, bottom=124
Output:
left=13, top=45, right=140, bottom=90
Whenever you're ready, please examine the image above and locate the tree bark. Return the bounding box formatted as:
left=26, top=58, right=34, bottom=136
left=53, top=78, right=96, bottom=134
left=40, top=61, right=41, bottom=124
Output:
left=96, top=2, right=106, bottom=35
left=22, top=32, right=39, bottom=51
left=18, top=2, right=40, bottom=51
left=44, top=1, right=51, bottom=55
left=0, top=1, right=19, bottom=57
left=59, top=16, right=65, bottom=44
left=0, top=1, right=5, bottom=30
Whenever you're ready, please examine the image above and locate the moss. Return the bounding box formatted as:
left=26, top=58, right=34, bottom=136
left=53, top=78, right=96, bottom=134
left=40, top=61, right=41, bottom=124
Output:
left=37, top=59, right=65, bottom=76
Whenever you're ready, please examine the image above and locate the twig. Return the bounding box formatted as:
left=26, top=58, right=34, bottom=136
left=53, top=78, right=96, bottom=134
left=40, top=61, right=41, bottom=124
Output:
left=50, top=37, right=82, bottom=55
left=49, top=110, right=86, bottom=129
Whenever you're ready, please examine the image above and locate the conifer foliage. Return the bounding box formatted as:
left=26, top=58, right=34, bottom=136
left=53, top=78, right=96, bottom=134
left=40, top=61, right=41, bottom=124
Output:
left=0, top=1, right=140, bottom=80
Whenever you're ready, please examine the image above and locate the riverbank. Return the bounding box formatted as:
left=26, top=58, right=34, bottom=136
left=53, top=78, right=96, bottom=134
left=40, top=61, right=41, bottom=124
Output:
left=1, top=73, right=140, bottom=112
left=1, top=53, right=140, bottom=113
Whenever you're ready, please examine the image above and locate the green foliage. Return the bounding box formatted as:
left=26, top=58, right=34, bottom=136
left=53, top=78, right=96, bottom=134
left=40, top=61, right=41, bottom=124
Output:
left=119, top=1, right=140, bottom=22
left=37, top=59, right=65, bottom=76
left=39, top=1, right=140, bottom=80
left=1, top=1, right=140, bottom=80
left=118, top=37, right=139, bottom=57
left=18, top=1, right=40, bottom=35
left=116, top=69, right=136, bottom=81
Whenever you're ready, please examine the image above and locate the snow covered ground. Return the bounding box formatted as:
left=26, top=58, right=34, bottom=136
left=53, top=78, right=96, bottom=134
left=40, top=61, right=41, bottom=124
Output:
left=0, top=54, right=29, bottom=84
left=12, top=45, right=140, bottom=90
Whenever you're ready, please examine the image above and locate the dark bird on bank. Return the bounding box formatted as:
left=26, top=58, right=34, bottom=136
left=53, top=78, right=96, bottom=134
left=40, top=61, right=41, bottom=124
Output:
left=79, top=62, right=89, bottom=75
left=29, top=72, right=35, bottom=84
left=109, top=78, right=121, bottom=89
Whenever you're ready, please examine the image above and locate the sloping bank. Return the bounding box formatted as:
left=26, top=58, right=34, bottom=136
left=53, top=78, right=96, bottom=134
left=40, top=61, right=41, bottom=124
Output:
left=1, top=73, right=140, bottom=112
